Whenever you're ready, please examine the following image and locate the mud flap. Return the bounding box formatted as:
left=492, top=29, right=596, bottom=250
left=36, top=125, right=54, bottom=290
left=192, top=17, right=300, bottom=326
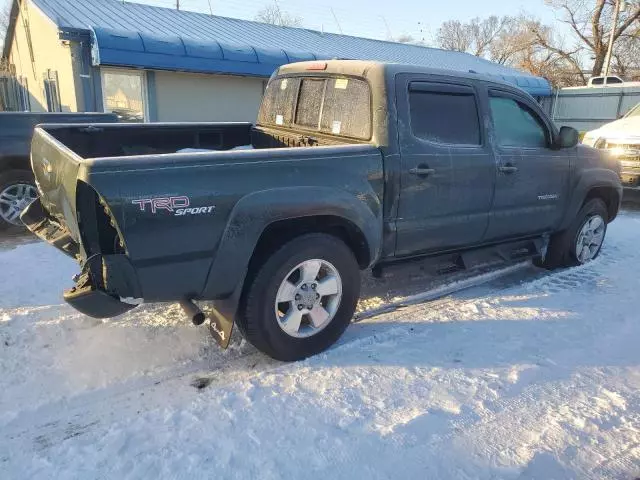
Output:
left=207, top=282, right=244, bottom=349
left=208, top=304, right=235, bottom=349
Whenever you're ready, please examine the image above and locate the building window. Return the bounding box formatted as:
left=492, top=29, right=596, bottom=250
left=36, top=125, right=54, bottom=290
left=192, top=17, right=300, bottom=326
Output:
left=43, top=69, right=61, bottom=112
left=101, top=69, right=147, bottom=122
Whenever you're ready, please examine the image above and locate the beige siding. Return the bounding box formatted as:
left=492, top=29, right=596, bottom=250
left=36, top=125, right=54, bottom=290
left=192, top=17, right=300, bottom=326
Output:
left=155, top=71, right=264, bottom=122
left=8, top=0, right=77, bottom=112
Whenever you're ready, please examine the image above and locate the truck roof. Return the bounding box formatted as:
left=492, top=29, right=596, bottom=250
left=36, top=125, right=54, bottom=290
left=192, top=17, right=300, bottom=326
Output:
left=277, top=60, right=533, bottom=96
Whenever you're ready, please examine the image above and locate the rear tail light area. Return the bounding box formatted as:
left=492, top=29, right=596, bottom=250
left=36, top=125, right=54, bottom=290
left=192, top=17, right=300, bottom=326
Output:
left=76, top=181, right=126, bottom=257
left=306, top=62, right=327, bottom=71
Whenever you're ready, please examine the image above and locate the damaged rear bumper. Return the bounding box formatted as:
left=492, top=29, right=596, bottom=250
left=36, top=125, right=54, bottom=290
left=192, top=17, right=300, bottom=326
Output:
left=21, top=198, right=141, bottom=318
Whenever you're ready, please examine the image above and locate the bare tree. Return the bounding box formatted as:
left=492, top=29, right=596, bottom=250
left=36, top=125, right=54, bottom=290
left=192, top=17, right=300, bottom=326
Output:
left=544, top=0, right=640, bottom=77
left=255, top=3, right=303, bottom=28
left=436, top=13, right=587, bottom=87
left=612, top=29, right=640, bottom=78
left=436, top=20, right=472, bottom=52
left=395, top=33, right=415, bottom=44
left=1, top=2, right=11, bottom=45
left=436, top=16, right=514, bottom=58
left=391, top=34, right=426, bottom=46
left=520, top=17, right=588, bottom=85
left=434, top=3, right=640, bottom=87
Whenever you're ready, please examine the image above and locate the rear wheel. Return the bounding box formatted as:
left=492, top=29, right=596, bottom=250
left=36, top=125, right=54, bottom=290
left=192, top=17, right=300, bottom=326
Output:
left=240, top=233, right=360, bottom=361
left=536, top=198, right=608, bottom=269
left=0, top=170, right=38, bottom=231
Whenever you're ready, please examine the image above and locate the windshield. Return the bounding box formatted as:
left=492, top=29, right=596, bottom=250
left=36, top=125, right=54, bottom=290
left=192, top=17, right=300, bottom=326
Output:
left=625, top=103, right=640, bottom=118
left=258, top=75, right=372, bottom=140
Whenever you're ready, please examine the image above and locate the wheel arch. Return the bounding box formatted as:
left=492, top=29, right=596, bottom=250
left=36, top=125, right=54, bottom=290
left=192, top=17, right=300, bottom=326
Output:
left=561, top=170, right=622, bottom=229
left=247, top=215, right=372, bottom=278
left=200, top=187, right=383, bottom=300
left=582, top=185, right=620, bottom=222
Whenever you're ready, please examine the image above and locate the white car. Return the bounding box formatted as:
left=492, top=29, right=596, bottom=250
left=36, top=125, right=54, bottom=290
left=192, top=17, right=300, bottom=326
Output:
left=582, top=102, right=640, bottom=188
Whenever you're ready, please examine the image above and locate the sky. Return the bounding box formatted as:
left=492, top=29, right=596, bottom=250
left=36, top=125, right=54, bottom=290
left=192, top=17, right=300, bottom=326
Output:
left=1, top=0, right=561, bottom=44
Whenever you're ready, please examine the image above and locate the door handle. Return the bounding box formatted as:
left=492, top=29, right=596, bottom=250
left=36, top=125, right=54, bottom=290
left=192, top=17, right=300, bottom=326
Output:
left=409, top=166, right=436, bottom=177
left=498, top=165, right=519, bottom=174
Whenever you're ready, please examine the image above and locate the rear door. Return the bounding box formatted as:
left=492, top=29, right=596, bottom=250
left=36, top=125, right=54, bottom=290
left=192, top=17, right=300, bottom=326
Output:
left=484, top=90, right=570, bottom=240
left=394, top=75, right=496, bottom=256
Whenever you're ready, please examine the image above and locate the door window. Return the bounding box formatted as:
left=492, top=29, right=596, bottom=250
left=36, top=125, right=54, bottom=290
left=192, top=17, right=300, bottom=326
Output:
left=101, top=69, right=147, bottom=123
left=489, top=96, right=548, bottom=148
left=409, top=89, right=481, bottom=145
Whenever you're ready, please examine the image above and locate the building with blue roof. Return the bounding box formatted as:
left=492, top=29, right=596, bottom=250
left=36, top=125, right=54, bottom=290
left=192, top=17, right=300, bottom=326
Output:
left=2, top=0, right=552, bottom=121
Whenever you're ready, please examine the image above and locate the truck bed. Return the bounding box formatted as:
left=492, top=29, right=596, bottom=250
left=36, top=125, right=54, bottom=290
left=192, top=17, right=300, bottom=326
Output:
left=40, top=122, right=363, bottom=160
left=23, top=122, right=384, bottom=317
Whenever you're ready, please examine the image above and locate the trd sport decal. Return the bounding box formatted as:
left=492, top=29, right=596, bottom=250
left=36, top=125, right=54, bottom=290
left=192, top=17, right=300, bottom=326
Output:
left=132, top=196, right=215, bottom=216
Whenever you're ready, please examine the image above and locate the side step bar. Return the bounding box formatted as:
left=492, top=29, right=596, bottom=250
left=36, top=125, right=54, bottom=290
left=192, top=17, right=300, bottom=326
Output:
left=373, top=236, right=546, bottom=278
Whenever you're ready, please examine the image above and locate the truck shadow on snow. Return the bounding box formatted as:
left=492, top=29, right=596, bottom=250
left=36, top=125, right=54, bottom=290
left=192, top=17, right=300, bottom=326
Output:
left=336, top=311, right=635, bottom=373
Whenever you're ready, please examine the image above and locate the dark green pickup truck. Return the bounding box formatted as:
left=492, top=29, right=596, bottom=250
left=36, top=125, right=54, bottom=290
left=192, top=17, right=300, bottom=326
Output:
left=23, top=61, right=622, bottom=361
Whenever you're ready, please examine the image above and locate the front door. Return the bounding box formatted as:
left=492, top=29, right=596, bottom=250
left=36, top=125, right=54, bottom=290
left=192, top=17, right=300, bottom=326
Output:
left=395, top=76, right=496, bottom=256
left=484, top=90, right=570, bottom=240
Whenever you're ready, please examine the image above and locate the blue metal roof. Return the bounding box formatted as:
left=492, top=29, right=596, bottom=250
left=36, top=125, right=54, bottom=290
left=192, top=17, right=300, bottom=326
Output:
left=28, top=0, right=552, bottom=96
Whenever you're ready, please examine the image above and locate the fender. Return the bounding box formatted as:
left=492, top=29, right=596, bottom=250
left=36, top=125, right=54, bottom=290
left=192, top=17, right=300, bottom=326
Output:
left=200, top=185, right=383, bottom=300
left=559, top=168, right=623, bottom=230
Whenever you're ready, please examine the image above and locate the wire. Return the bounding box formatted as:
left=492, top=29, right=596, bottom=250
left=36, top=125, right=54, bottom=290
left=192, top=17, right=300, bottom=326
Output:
left=125, top=0, right=425, bottom=41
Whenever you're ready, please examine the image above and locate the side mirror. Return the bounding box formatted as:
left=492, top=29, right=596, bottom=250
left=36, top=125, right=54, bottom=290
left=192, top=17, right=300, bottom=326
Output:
left=555, top=126, right=579, bottom=149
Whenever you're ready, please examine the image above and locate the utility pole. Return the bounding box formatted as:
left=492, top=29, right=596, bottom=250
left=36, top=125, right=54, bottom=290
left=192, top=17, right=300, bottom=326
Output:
left=603, top=0, right=624, bottom=77
left=176, top=0, right=180, bottom=11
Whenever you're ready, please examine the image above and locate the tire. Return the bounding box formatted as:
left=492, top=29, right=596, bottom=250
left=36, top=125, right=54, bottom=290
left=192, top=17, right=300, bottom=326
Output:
left=536, top=198, right=608, bottom=269
left=0, top=170, right=38, bottom=232
left=240, top=233, right=360, bottom=361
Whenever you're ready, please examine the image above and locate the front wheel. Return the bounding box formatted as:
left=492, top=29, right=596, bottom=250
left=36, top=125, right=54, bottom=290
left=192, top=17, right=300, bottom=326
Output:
left=536, top=198, right=608, bottom=269
left=240, top=233, right=360, bottom=361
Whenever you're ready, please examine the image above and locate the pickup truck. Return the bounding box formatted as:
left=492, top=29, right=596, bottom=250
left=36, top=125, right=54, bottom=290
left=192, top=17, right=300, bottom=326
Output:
left=0, top=112, right=117, bottom=230
left=582, top=102, right=640, bottom=189
left=23, top=61, right=622, bottom=361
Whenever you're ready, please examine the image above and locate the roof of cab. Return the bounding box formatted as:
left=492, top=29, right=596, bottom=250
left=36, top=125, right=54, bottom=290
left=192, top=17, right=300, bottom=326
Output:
left=278, top=60, right=533, bottom=96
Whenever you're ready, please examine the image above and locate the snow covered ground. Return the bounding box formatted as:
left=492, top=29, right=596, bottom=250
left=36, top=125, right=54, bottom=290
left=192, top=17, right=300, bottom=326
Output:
left=1, top=212, right=640, bottom=479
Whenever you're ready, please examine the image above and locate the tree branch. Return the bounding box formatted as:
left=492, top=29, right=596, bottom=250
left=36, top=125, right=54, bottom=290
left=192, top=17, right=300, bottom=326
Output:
left=531, top=27, right=585, bottom=83
left=591, top=0, right=607, bottom=48
left=560, top=4, right=594, bottom=49
left=614, top=6, right=640, bottom=42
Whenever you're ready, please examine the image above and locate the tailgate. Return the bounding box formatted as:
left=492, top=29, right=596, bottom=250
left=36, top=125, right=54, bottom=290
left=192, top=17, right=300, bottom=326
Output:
left=22, top=126, right=138, bottom=318
left=22, top=127, right=84, bottom=258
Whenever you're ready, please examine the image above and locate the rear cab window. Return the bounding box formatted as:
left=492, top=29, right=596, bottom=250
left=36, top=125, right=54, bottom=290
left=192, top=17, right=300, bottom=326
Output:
left=258, top=75, right=372, bottom=140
